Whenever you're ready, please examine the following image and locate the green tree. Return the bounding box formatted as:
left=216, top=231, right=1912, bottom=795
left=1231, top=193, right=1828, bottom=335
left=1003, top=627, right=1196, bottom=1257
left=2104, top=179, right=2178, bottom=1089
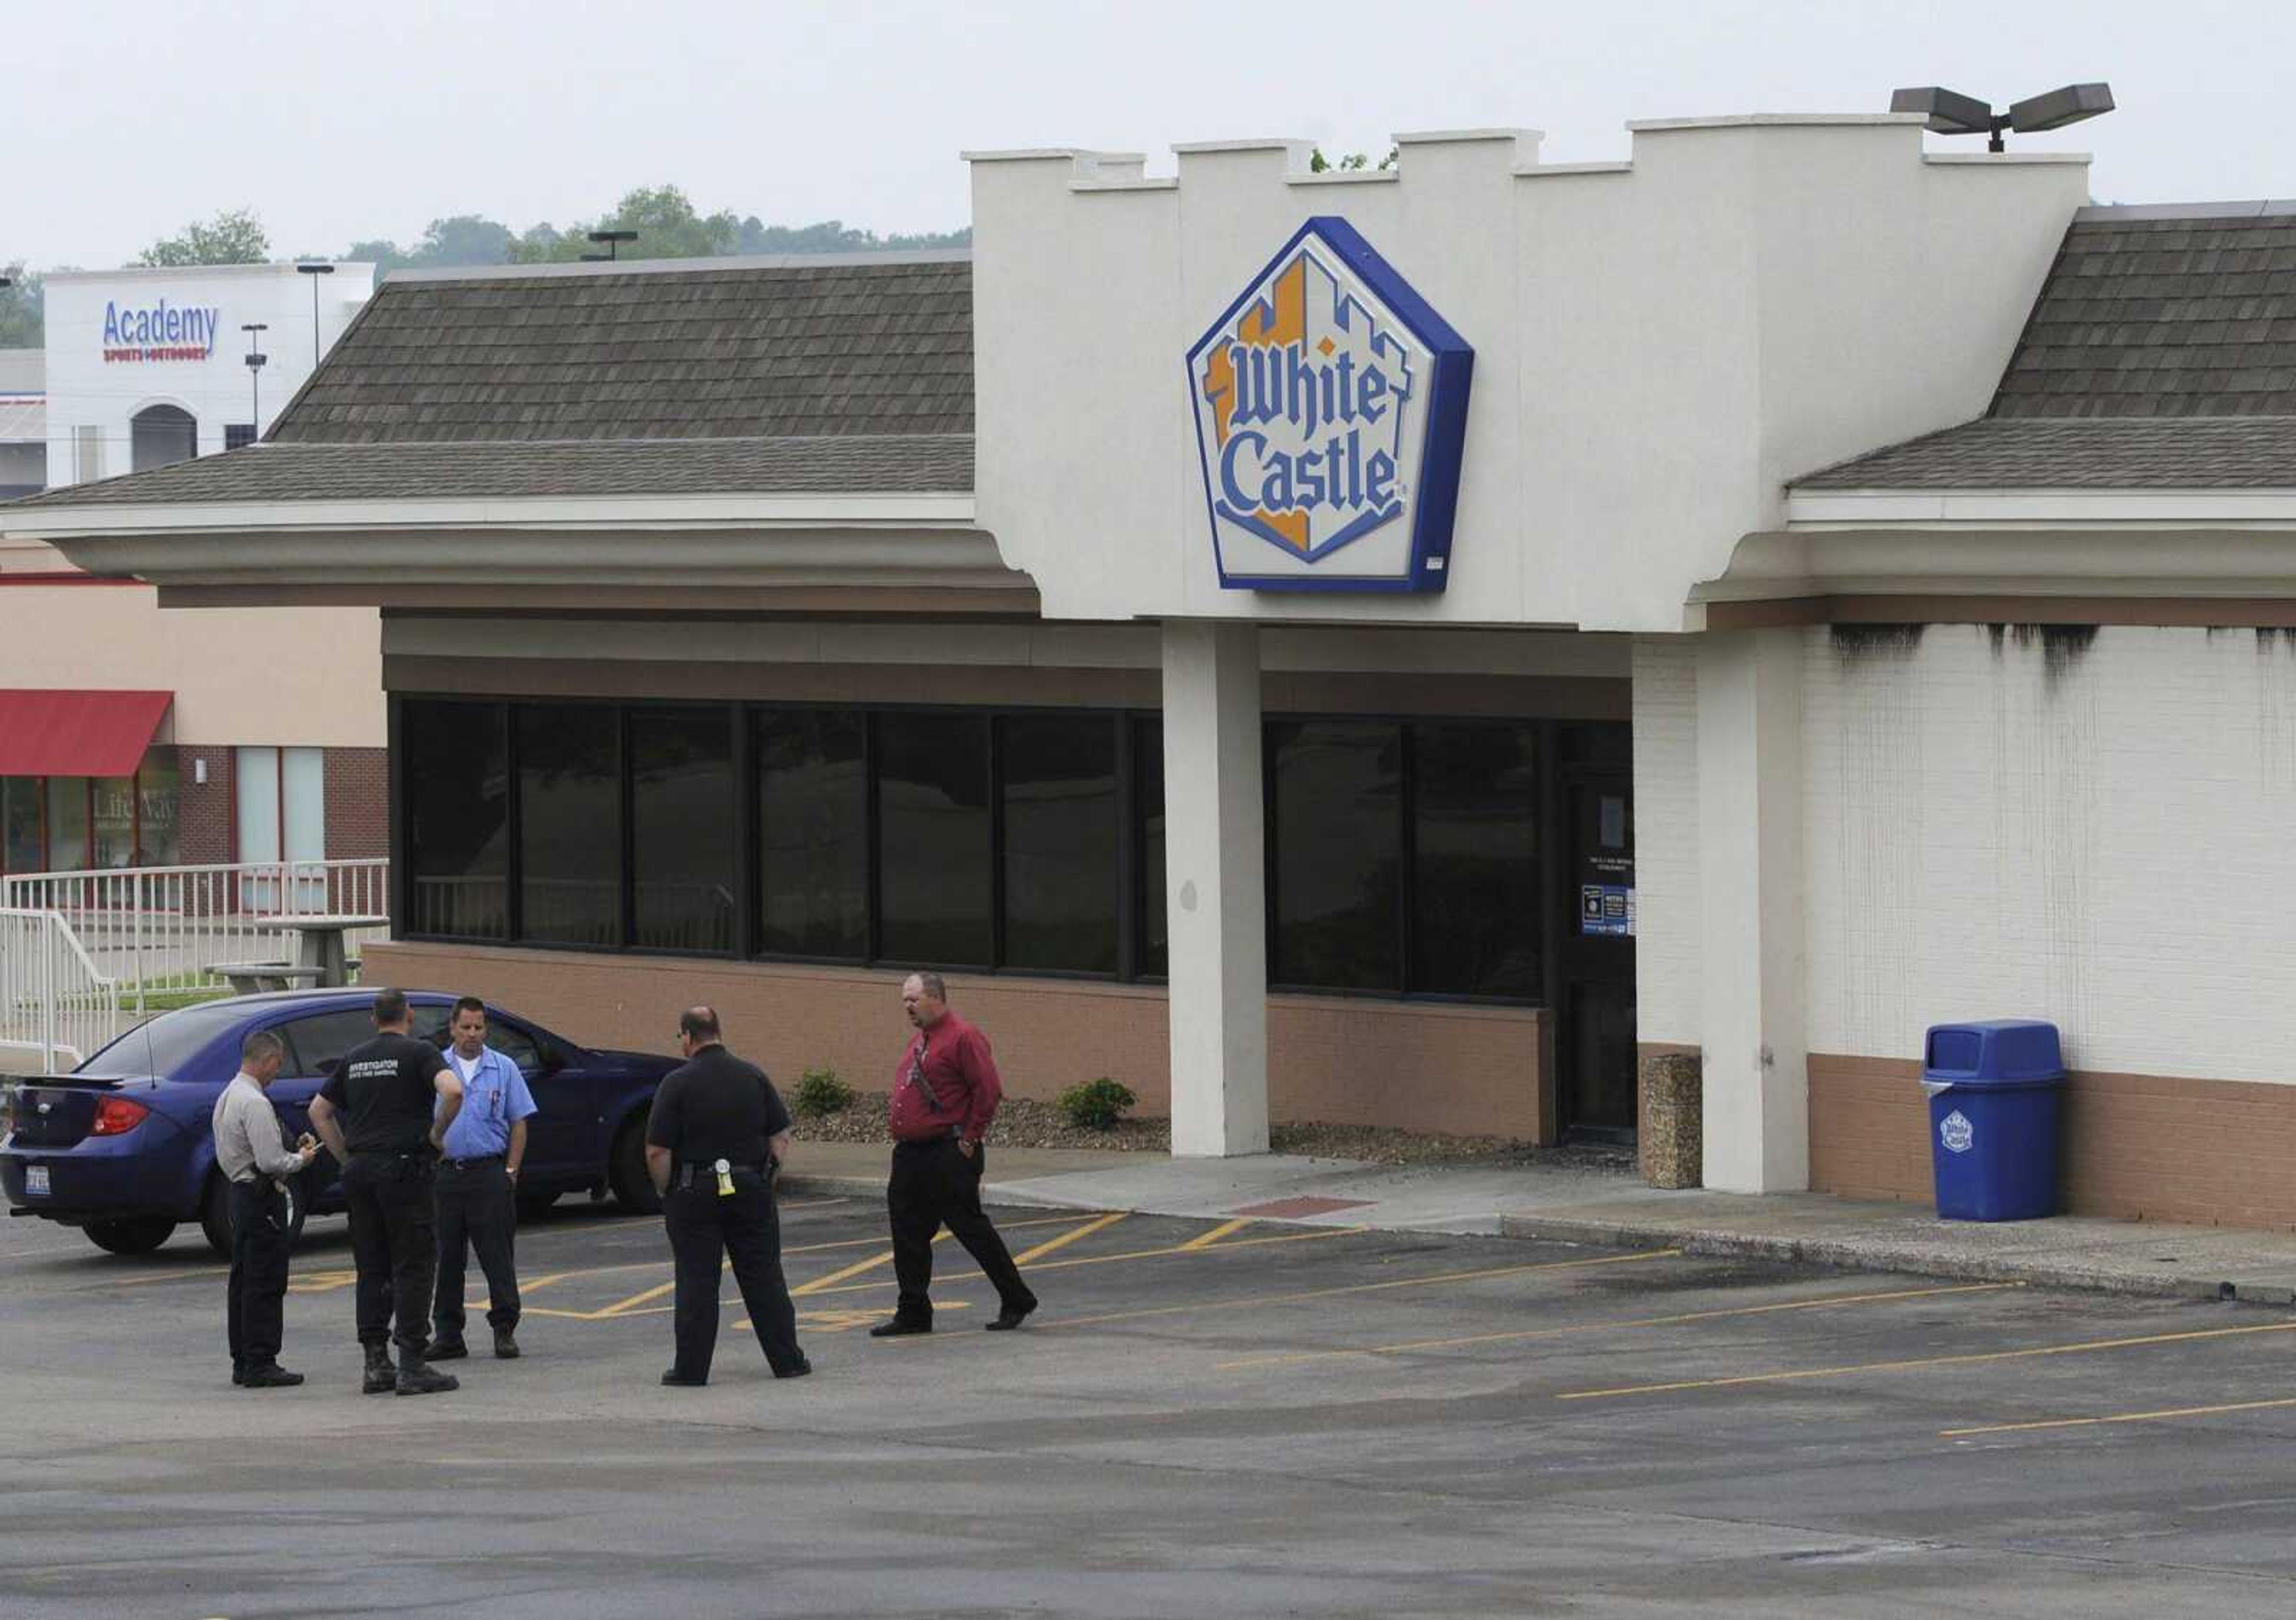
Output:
left=0, top=265, right=42, bottom=347
left=508, top=185, right=740, bottom=264
left=345, top=214, right=518, bottom=274
left=1309, top=146, right=1399, bottom=173
left=136, top=208, right=270, bottom=267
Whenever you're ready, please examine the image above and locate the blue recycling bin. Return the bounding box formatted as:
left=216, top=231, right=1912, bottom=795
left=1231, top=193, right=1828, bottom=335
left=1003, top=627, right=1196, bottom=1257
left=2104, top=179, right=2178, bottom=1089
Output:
left=1922, top=1019, right=2065, bottom=1221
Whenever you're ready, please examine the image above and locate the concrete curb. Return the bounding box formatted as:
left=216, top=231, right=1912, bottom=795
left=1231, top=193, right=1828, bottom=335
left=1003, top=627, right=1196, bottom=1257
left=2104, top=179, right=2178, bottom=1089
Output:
left=1495, top=1213, right=2270, bottom=1304
left=781, top=1170, right=2294, bottom=1307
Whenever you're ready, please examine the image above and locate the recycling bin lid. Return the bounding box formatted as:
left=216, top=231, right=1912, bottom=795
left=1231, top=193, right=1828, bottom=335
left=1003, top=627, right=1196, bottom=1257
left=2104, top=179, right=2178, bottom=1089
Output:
left=1923, top=1019, right=2063, bottom=1085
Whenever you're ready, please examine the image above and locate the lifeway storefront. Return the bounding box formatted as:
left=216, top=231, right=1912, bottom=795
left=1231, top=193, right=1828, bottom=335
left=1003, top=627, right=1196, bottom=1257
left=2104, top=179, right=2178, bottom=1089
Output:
left=0, top=264, right=384, bottom=880
left=17, top=115, right=2296, bottom=1226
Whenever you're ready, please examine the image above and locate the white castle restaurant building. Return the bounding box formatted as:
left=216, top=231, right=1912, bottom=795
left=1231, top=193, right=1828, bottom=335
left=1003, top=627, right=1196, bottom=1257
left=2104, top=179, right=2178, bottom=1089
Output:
left=13, top=114, right=2296, bottom=1227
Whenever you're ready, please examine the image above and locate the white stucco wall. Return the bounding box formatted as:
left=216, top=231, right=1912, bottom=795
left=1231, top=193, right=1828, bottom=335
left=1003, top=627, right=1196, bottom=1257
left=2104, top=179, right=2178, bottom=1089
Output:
left=1803, top=623, right=2296, bottom=1084
left=970, top=121, right=2086, bottom=631
left=1631, top=635, right=1701, bottom=1045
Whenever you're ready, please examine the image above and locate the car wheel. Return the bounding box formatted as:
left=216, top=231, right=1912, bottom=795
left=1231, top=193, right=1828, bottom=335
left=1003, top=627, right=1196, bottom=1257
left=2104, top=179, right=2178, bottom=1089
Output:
left=609, top=1120, right=661, bottom=1215
left=85, top=1217, right=176, bottom=1255
left=201, top=1170, right=309, bottom=1257
left=200, top=1172, right=234, bottom=1257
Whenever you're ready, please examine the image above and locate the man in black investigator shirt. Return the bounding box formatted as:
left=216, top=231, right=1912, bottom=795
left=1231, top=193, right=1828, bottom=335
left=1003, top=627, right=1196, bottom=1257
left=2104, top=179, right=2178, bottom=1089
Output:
left=307, top=988, right=465, bottom=1396
left=645, top=1005, right=809, bottom=1387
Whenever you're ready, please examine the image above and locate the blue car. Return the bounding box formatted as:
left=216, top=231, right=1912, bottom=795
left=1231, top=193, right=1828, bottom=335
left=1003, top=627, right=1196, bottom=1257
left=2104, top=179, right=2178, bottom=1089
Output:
left=1, top=989, right=677, bottom=1257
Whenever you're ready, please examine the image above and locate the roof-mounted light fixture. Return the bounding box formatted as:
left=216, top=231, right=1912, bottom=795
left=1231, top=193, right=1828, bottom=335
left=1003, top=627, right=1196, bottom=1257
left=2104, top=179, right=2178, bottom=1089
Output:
left=1889, top=82, right=2114, bottom=152
left=582, top=228, right=639, bottom=262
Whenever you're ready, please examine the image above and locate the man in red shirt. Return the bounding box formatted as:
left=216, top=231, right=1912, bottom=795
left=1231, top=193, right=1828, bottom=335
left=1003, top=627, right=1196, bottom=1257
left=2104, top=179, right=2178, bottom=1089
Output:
left=869, top=971, right=1039, bottom=1337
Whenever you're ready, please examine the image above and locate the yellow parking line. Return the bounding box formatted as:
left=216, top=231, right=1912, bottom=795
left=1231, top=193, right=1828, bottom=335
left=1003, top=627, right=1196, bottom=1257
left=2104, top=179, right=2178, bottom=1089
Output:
left=1013, top=1212, right=1127, bottom=1265
left=1557, top=1318, right=2296, bottom=1402
left=1178, top=1218, right=1253, bottom=1252
left=595, top=1277, right=679, bottom=1317
left=794, top=1224, right=1368, bottom=1301
left=1218, top=1282, right=2019, bottom=1370
left=1943, top=1395, right=2296, bottom=1438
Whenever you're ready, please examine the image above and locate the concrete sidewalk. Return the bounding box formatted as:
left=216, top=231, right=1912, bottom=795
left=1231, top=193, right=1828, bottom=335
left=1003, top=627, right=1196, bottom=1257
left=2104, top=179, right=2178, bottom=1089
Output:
left=780, top=1139, right=2296, bottom=1306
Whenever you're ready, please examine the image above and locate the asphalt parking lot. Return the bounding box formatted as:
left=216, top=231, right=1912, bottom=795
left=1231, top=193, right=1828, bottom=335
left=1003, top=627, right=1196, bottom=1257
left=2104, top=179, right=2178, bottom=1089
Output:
left=4, top=1193, right=2294, bottom=1618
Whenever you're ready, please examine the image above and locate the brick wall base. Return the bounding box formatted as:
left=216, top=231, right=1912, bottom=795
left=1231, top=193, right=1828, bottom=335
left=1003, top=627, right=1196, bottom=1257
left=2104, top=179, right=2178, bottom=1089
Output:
left=357, top=942, right=1550, bottom=1142
left=174, top=746, right=235, bottom=866
left=1809, top=1052, right=2296, bottom=1230
left=323, top=747, right=387, bottom=860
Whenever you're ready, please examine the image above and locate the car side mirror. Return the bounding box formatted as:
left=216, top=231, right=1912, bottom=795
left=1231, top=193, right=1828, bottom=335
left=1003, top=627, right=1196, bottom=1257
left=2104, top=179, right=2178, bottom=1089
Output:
left=541, top=1047, right=568, bottom=1076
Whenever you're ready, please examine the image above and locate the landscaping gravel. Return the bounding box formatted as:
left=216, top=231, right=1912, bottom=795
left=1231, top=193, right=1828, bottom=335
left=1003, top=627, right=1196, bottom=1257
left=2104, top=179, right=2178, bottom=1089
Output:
left=789, top=1091, right=1638, bottom=1172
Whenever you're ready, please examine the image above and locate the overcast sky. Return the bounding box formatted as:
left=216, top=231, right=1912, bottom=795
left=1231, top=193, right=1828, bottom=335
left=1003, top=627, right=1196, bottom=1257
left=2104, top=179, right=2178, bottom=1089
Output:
left=17, top=0, right=2291, bottom=269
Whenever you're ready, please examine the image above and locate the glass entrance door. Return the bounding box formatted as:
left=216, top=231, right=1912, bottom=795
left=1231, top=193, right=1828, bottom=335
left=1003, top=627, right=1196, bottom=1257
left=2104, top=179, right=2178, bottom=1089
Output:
left=1556, top=768, right=1636, bottom=1139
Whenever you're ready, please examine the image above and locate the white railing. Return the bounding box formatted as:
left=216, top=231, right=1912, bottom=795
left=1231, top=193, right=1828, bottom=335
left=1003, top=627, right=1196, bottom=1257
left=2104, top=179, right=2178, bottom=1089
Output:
left=0, top=860, right=391, bottom=1011
left=0, top=908, right=121, bottom=1072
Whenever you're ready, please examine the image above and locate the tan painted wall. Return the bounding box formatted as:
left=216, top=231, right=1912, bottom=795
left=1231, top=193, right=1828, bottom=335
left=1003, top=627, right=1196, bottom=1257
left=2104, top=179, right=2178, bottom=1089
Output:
left=0, top=576, right=382, bottom=747
left=1809, top=1053, right=2296, bottom=1230
left=361, top=941, right=1548, bottom=1142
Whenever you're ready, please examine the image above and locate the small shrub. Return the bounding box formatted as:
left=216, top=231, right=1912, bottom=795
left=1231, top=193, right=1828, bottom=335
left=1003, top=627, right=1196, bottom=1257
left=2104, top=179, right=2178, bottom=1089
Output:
left=792, top=1068, right=853, bottom=1118
left=1057, top=1077, right=1135, bottom=1132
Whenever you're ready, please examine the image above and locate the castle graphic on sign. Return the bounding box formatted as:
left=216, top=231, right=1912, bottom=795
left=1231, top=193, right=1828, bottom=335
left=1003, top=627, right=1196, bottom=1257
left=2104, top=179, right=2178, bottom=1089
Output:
left=1187, top=217, right=1472, bottom=593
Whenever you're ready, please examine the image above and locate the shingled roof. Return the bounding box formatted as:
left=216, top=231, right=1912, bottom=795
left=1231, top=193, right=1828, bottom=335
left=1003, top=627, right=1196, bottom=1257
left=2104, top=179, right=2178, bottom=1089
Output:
left=13, top=252, right=975, bottom=511
left=1797, top=203, right=2296, bottom=490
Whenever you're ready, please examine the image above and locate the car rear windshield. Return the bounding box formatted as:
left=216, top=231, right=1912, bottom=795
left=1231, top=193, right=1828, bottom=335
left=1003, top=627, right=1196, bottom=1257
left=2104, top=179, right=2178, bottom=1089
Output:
left=77, top=1002, right=251, bottom=1080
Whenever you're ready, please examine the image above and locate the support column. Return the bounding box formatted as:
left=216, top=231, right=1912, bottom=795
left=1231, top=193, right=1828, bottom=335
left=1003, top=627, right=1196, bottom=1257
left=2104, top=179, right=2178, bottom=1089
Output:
left=1695, top=628, right=1808, bottom=1191
left=1161, top=621, right=1269, bottom=1157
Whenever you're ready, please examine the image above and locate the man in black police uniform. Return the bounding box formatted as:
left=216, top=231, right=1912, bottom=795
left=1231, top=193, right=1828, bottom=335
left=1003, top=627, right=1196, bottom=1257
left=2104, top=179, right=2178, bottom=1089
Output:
left=645, top=1005, right=809, bottom=1387
left=307, top=988, right=465, bottom=1397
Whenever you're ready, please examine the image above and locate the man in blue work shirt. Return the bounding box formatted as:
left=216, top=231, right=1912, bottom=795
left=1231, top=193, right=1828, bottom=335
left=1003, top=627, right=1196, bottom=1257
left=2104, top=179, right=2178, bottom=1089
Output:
left=430, top=995, right=538, bottom=1361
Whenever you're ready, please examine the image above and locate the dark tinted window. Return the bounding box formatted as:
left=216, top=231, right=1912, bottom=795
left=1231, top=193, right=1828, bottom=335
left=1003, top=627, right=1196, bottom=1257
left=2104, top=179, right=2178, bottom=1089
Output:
left=1000, top=715, right=1119, bottom=973
left=1134, top=718, right=1167, bottom=978
left=78, top=1001, right=249, bottom=1079
left=518, top=705, right=619, bottom=946
left=630, top=708, right=735, bottom=952
left=404, top=701, right=509, bottom=939
left=1412, top=723, right=1540, bottom=997
left=756, top=711, right=867, bottom=958
left=479, top=1018, right=544, bottom=1077
left=280, top=1004, right=451, bottom=1077
left=1269, top=720, right=1402, bottom=991
left=875, top=712, right=991, bottom=966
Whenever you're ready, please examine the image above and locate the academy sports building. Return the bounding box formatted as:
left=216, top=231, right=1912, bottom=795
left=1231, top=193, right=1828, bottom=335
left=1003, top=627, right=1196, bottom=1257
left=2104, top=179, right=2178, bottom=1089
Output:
left=14, top=114, right=2296, bottom=1226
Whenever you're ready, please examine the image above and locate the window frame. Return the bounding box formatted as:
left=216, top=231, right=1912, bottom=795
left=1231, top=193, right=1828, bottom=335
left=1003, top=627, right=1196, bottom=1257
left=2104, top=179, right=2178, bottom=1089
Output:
left=394, top=693, right=1580, bottom=1009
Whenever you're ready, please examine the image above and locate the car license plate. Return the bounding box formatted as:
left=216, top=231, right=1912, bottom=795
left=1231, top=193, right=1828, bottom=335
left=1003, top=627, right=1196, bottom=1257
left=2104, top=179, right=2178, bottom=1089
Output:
left=24, top=1165, right=48, bottom=1196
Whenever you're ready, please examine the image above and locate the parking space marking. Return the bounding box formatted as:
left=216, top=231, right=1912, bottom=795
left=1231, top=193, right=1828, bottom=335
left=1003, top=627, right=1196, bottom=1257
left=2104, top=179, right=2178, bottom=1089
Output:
left=1556, top=1316, right=2296, bottom=1402
left=1216, top=1281, right=2021, bottom=1370
left=1941, top=1394, right=2296, bottom=1438
left=794, top=1223, right=1369, bottom=1301
left=1177, top=1218, right=1253, bottom=1252
left=1012, top=1212, right=1128, bottom=1264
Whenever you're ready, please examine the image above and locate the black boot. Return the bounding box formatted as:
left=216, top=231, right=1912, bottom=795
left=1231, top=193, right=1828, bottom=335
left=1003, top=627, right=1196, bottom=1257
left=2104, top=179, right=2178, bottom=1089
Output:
left=362, top=1343, right=396, bottom=1395
left=395, top=1355, right=460, bottom=1396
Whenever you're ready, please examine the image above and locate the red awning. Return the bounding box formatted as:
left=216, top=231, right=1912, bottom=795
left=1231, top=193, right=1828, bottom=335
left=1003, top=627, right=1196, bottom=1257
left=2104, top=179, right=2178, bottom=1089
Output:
left=0, top=690, right=173, bottom=777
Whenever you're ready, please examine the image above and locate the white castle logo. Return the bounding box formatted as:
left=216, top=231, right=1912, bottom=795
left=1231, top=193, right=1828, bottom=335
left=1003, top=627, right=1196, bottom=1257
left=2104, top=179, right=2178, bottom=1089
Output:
left=1186, top=218, right=1471, bottom=592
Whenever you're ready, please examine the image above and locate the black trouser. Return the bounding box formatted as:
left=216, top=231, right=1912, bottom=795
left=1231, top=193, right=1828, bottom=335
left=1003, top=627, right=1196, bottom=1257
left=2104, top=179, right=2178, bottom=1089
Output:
left=343, top=1151, right=437, bottom=1358
left=887, top=1138, right=1036, bottom=1325
left=433, top=1157, right=518, bottom=1339
left=663, top=1170, right=804, bottom=1381
left=225, top=1178, right=291, bottom=1373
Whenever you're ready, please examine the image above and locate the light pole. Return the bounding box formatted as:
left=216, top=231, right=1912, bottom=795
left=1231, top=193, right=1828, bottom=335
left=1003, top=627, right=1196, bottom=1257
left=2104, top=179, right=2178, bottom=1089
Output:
left=1889, top=82, right=2114, bottom=153
left=242, top=323, right=268, bottom=439
left=583, top=229, right=639, bottom=262
left=295, top=262, right=335, bottom=369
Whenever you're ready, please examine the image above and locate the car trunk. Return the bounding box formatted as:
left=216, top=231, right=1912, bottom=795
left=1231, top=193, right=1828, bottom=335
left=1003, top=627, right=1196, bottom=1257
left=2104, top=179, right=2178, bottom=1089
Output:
left=6, top=1077, right=129, bottom=1149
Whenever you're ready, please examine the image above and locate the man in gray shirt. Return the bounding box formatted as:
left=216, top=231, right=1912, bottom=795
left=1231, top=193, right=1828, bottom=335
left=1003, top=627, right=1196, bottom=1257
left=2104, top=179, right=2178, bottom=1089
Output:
left=211, top=1029, right=317, bottom=1388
